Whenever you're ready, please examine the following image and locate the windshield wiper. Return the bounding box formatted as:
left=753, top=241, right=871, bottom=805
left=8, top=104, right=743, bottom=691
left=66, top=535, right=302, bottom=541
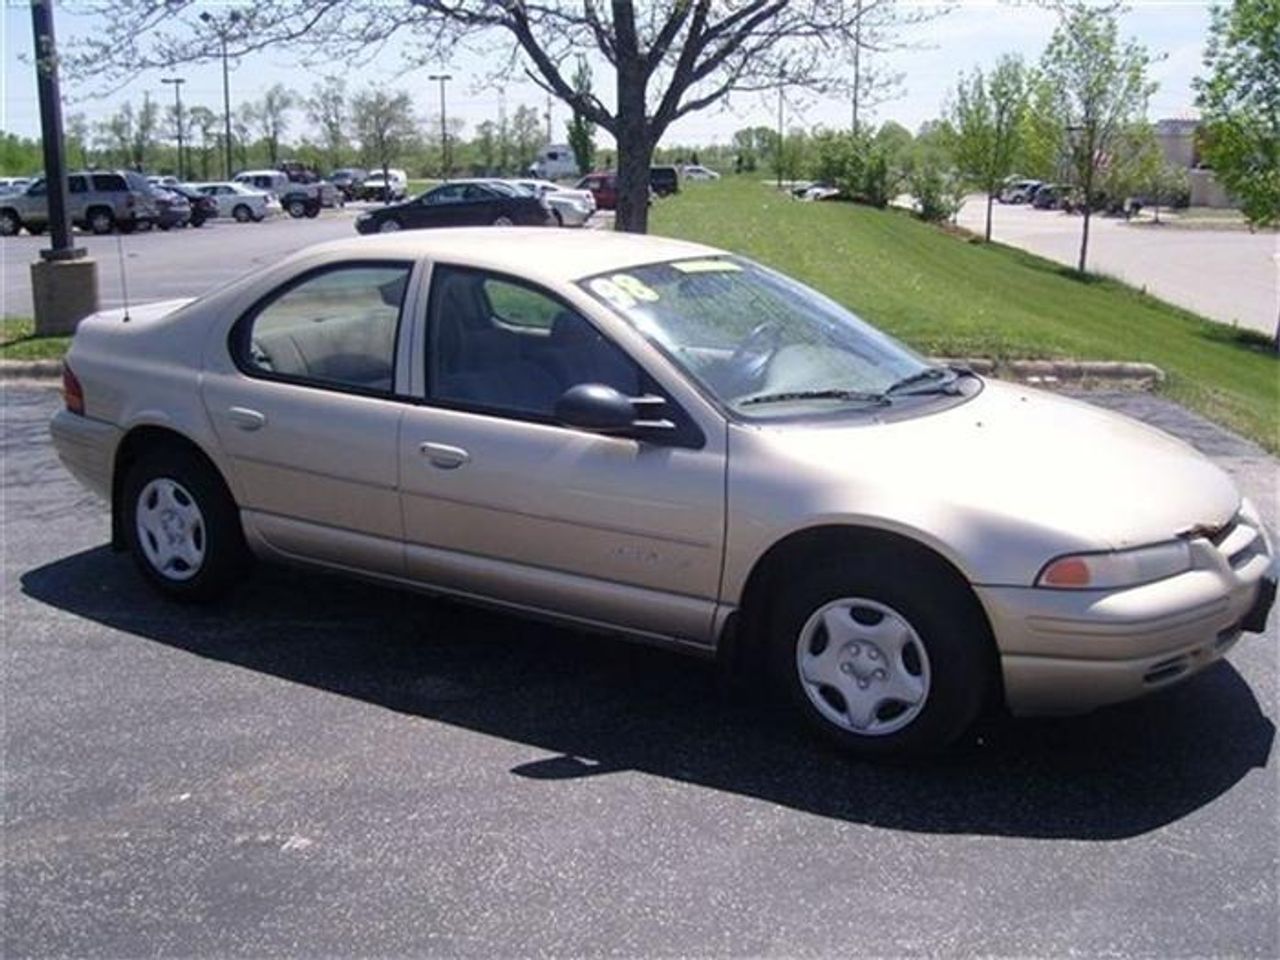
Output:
left=741, top=389, right=890, bottom=407
left=883, top=366, right=963, bottom=397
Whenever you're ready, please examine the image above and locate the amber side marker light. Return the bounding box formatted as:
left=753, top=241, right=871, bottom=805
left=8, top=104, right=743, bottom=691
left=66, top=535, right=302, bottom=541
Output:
left=62, top=363, right=84, bottom=415
left=1040, top=556, right=1092, bottom=587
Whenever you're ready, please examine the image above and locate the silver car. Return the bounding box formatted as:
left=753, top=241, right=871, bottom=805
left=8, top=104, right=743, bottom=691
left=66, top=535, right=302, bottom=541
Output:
left=49, top=229, right=1276, bottom=758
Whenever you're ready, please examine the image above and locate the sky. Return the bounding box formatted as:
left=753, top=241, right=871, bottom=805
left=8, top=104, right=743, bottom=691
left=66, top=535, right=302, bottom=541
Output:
left=2, top=1, right=1212, bottom=151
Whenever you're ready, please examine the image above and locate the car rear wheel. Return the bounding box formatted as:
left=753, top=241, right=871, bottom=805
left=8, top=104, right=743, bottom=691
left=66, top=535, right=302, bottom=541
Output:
left=87, top=208, right=115, bottom=235
left=232, top=204, right=252, bottom=223
left=378, top=218, right=402, bottom=233
left=123, top=447, right=248, bottom=602
left=492, top=215, right=514, bottom=227
left=304, top=205, right=320, bottom=219
left=287, top=199, right=308, bottom=218
left=0, top=210, right=20, bottom=236
left=769, top=552, right=990, bottom=759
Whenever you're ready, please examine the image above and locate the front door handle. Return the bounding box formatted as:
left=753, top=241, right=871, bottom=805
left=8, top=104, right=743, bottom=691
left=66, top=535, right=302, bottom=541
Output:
left=228, top=406, right=266, bottom=431
left=420, top=442, right=470, bottom=469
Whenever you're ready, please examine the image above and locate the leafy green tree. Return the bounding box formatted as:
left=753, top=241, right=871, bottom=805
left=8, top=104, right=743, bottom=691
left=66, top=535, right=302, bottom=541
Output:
left=1194, top=0, right=1280, bottom=227
left=187, top=106, right=220, bottom=180
left=474, top=120, right=498, bottom=175
left=565, top=57, right=596, bottom=176
left=1040, top=2, right=1156, bottom=272
left=946, top=55, right=1028, bottom=241
left=1017, top=72, right=1063, bottom=181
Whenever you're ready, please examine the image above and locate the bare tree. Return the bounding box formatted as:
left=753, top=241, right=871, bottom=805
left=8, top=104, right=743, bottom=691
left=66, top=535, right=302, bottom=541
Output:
left=350, top=88, right=416, bottom=198
left=248, top=83, right=296, bottom=168
left=307, top=76, right=349, bottom=170
left=65, top=1, right=938, bottom=233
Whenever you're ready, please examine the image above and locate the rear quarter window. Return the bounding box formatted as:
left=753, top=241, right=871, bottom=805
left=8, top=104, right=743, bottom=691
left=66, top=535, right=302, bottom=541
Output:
left=91, top=174, right=126, bottom=191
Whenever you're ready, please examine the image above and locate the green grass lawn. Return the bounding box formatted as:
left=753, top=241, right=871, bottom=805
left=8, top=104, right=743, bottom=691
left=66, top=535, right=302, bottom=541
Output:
left=1, top=317, right=69, bottom=361
left=652, top=177, right=1278, bottom=452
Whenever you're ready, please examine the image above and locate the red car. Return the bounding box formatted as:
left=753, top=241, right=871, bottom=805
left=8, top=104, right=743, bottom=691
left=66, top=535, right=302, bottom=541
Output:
left=575, top=171, right=618, bottom=211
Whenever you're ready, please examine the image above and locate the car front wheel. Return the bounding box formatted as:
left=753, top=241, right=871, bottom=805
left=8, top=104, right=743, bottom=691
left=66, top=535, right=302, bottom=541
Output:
left=287, top=199, right=308, bottom=218
left=492, top=215, right=514, bottom=227
left=378, top=218, right=402, bottom=232
left=122, top=448, right=248, bottom=602
left=770, top=553, right=989, bottom=759
left=0, top=210, right=19, bottom=236
left=232, top=204, right=252, bottom=223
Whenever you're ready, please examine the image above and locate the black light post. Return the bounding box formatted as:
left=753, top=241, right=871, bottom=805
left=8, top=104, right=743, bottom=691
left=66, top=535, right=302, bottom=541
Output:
left=162, top=76, right=186, bottom=180
left=199, top=10, right=240, bottom=179
left=429, top=73, right=452, bottom=179
left=30, top=0, right=79, bottom=262
left=29, top=0, right=97, bottom=337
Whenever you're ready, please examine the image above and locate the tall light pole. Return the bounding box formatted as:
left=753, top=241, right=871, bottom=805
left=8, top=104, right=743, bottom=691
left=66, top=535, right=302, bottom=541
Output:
left=199, top=9, right=240, bottom=179
left=428, top=73, right=452, bottom=179
left=161, top=76, right=186, bottom=180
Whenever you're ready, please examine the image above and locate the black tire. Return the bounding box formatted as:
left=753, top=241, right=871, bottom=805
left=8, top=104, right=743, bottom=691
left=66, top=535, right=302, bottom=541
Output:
left=304, top=205, right=319, bottom=218
left=26, top=222, right=46, bottom=235
left=287, top=199, right=308, bottom=218
left=0, top=210, right=19, bottom=236
left=118, top=219, right=138, bottom=234
left=768, top=548, right=991, bottom=760
left=232, top=204, right=252, bottom=223
left=191, top=216, right=205, bottom=228
left=552, top=209, right=564, bottom=227
left=122, top=446, right=249, bottom=603
left=87, top=207, right=115, bottom=235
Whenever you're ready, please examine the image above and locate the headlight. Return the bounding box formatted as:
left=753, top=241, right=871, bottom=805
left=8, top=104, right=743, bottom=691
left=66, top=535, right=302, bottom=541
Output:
left=1036, top=540, right=1192, bottom=589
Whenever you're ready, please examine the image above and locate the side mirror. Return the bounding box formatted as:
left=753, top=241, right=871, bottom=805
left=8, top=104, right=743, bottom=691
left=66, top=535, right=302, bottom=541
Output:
left=554, top=384, right=635, bottom=434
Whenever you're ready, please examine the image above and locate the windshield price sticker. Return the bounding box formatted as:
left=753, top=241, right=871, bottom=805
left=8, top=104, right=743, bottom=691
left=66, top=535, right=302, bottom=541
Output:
left=589, top=277, right=637, bottom=309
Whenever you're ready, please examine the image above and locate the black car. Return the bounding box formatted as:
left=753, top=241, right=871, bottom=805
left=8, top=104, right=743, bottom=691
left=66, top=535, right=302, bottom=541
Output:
left=649, top=165, right=680, bottom=196
left=329, top=167, right=368, bottom=201
left=355, top=180, right=554, bottom=234
left=280, top=187, right=322, bottom=219
left=169, top=184, right=219, bottom=226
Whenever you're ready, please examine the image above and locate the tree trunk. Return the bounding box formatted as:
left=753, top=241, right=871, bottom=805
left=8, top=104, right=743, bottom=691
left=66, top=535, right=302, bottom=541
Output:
left=1077, top=163, right=1094, bottom=273
left=985, top=191, right=994, bottom=242
left=613, top=58, right=651, bottom=234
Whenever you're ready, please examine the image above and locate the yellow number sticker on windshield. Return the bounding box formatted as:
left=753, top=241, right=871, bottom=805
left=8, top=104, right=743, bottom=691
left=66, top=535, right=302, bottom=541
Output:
left=610, top=273, right=660, bottom=302
left=589, top=277, right=636, bottom=310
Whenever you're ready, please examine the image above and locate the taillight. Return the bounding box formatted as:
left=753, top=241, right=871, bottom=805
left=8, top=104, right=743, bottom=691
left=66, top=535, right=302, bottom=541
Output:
left=62, top=362, right=85, bottom=415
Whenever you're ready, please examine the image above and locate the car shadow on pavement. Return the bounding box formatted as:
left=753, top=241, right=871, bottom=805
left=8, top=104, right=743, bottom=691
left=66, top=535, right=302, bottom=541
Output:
left=22, top=546, right=1275, bottom=842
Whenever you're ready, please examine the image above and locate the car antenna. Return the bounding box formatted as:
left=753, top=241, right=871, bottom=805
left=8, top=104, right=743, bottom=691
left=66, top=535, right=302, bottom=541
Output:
left=115, top=231, right=131, bottom=323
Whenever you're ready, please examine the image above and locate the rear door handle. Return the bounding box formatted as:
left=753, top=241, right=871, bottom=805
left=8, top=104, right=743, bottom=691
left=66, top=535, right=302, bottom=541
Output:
left=227, top=406, right=266, bottom=431
left=419, top=442, right=470, bottom=469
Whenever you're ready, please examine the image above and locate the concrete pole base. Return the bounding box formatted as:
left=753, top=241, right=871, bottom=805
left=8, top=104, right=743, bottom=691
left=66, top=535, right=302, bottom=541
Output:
left=31, top=257, right=99, bottom=336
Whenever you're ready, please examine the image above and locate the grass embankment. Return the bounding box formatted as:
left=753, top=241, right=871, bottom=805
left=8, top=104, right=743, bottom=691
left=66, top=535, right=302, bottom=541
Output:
left=1, top=317, right=68, bottom=361
left=652, top=177, right=1278, bottom=452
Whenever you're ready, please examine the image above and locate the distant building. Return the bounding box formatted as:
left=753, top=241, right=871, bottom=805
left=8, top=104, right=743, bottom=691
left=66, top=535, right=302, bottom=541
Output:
left=1154, top=116, right=1234, bottom=209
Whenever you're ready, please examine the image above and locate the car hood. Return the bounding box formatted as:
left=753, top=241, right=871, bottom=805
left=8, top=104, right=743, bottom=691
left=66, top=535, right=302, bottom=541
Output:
left=753, top=379, right=1239, bottom=553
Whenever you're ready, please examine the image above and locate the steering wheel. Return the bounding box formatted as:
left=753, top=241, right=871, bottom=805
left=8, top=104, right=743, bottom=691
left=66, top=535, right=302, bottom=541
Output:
left=724, top=321, right=783, bottom=390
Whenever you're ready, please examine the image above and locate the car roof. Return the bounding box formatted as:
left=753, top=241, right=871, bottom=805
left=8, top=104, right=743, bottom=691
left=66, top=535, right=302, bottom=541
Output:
left=301, top=228, right=722, bottom=284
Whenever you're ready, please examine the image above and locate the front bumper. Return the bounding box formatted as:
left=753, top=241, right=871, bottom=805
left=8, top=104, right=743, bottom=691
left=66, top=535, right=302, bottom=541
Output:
left=978, top=518, right=1275, bottom=716
left=49, top=409, right=121, bottom=502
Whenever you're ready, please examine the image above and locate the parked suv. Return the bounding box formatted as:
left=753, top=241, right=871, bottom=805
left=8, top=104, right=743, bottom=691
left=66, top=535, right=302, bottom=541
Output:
left=649, top=165, right=680, bottom=196
left=0, top=170, right=157, bottom=236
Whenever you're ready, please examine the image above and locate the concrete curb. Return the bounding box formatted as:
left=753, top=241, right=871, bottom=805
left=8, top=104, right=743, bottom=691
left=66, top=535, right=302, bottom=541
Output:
left=0, top=359, right=62, bottom=380
left=1, top=355, right=1166, bottom=390
left=933, top=357, right=1165, bottom=390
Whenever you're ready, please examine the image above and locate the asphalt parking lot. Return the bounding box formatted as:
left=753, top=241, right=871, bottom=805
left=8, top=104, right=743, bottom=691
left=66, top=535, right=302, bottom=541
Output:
left=3, top=383, right=1276, bottom=957
left=956, top=198, right=1279, bottom=337
left=0, top=205, right=613, bottom=318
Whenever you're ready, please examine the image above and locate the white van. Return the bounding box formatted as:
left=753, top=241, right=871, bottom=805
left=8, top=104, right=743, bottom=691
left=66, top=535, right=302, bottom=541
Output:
left=529, top=145, right=580, bottom=180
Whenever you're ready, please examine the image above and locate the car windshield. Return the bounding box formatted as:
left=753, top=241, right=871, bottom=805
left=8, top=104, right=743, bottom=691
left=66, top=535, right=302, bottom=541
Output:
left=577, top=256, right=941, bottom=419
